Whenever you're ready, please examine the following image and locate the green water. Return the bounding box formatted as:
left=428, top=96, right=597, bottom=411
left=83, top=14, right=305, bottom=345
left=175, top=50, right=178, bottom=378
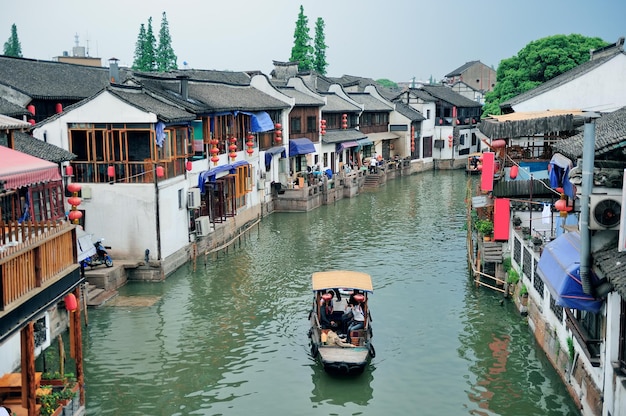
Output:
left=82, top=170, right=580, bottom=415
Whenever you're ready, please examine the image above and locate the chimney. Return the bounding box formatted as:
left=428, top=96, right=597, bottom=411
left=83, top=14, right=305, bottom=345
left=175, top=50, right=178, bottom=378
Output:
left=177, top=74, right=190, bottom=100
left=108, top=58, right=120, bottom=84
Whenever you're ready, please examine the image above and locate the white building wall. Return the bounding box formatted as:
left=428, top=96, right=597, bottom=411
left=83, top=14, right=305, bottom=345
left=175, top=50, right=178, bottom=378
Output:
left=512, top=55, right=626, bottom=113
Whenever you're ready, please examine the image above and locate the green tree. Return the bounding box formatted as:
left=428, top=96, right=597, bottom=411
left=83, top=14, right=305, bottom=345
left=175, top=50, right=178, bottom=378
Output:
left=376, top=79, right=398, bottom=89
left=143, top=17, right=157, bottom=71
left=132, top=23, right=147, bottom=70
left=290, top=5, right=313, bottom=72
left=482, top=34, right=608, bottom=117
left=156, top=11, right=177, bottom=72
left=3, top=23, right=22, bottom=57
left=313, top=17, right=327, bottom=75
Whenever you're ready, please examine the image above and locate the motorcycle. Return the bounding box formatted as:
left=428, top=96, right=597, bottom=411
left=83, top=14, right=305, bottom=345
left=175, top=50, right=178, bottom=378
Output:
left=81, top=238, right=113, bottom=269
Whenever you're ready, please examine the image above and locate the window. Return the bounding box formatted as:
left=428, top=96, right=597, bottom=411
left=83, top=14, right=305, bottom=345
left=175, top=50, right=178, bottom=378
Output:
left=426, top=109, right=431, bottom=119
left=307, top=116, right=317, bottom=133
left=290, top=117, right=302, bottom=134
left=619, top=299, right=626, bottom=374
left=565, top=308, right=603, bottom=366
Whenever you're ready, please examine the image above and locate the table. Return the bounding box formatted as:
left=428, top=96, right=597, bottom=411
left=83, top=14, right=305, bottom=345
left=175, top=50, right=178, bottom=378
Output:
left=0, top=372, right=42, bottom=395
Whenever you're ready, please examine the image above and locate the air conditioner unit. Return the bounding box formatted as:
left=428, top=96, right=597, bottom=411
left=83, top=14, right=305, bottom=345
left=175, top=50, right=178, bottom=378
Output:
left=187, top=188, right=201, bottom=209
left=195, top=216, right=211, bottom=237
left=589, top=189, right=622, bottom=230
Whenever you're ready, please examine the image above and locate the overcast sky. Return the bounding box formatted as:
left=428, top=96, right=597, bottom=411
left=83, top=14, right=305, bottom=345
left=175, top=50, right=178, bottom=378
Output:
left=3, top=0, right=625, bottom=83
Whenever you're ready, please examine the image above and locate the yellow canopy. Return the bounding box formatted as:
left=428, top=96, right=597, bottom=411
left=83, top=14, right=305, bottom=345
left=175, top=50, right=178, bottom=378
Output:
left=311, top=270, right=373, bottom=292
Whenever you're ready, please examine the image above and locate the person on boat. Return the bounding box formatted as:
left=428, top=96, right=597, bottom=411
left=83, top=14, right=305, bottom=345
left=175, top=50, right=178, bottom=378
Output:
left=346, top=295, right=366, bottom=344
left=319, top=293, right=337, bottom=329
left=326, top=330, right=355, bottom=348
left=0, top=406, right=11, bottom=416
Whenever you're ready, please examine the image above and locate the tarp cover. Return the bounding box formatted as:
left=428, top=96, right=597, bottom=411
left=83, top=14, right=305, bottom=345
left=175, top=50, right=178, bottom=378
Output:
left=289, top=138, right=316, bottom=157
left=76, top=228, right=97, bottom=263
left=264, top=146, right=286, bottom=170
left=0, top=145, right=61, bottom=190
left=536, top=231, right=603, bottom=312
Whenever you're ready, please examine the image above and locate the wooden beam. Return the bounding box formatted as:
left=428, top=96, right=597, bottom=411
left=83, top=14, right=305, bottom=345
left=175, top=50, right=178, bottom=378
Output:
left=73, top=285, right=85, bottom=406
left=20, top=322, right=37, bottom=415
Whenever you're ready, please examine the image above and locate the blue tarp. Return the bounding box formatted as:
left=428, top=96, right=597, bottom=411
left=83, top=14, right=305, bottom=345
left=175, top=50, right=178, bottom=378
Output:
left=336, top=141, right=359, bottom=152
left=289, top=138, right=316, bottom=157
left=536, top=231, right=603, bottom=313
left=197, top=161, right=250, bottom=192
left=238, top=111, right=275, bottom=132
left=264, top=146, right=286, bottom=170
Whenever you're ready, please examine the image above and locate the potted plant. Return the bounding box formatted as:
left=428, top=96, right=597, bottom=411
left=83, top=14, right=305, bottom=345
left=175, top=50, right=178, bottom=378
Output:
left=475, top=219, right=494, bottom=241
left=512, top=216, right=522, bottom=229
left=520, top=284, right=529, bottom=306
left=532, top=236, right=543, bottom=251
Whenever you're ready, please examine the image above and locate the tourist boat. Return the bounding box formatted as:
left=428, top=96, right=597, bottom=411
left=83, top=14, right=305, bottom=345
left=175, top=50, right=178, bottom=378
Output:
left=466, top=152, right=483, bottom=174
left=308, top=270, right=375, bottom=374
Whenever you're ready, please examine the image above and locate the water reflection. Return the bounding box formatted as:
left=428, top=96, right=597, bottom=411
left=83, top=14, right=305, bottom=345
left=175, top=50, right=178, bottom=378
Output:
left=309, top=364, right=374, bottom=407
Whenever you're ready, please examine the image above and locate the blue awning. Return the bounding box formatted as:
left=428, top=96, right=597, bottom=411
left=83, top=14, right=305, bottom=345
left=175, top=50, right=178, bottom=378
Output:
left=197, top=161, right=251, bottom=192
left=336, top=141, right=359, bottom=152
left=536, top=231, right=603, bottom=313
left=238, top=111, right=275, bottom=132
left=356, top=138, right=373, bottom=148
left=289, top=138, right=316, bottom=157
left=264, top=146, right=286, bottom=169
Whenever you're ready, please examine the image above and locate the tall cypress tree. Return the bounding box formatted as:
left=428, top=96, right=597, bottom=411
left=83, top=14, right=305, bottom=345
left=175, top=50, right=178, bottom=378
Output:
left=132, top=23, right=147, bottom=70
left=3, top=23, right=22, bottom=57
left=289, top=5, right=313, bottom=71
left=313, top=18, right=328, bottom=75
left=143, top=17, right=157, bottom=72
left=156, top=12, right=177, bottom=72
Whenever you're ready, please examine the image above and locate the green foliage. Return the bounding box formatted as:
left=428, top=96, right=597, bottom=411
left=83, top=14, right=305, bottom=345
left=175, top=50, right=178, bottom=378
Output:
left=507, top=268, right=520, bottom=285
left=566, top=336, right=575, bottom=361
left=132, top=17, right=157, bottom=71
left=482, top=34, right=608, bottom=118
left=132, top=23, right=147, bottom=71
left=502, top=256, right=512, bottom=273
left=290, top=5, right=314, bottom=72
left=520, top=283, right=528, bottom=296
left=376, top=79, right=398, bottom=89
left=3, top=23, right=22, bottom=57
left=474, top=219, right=493, bottom=236
left=156, top=12, right=177, bottom=72
left=312, top=17, right=327, bottom=75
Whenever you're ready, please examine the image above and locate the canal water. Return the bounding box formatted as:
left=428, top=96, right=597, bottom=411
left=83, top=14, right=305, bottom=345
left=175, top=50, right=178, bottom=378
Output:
left=82, top=170, right=580, bottom=415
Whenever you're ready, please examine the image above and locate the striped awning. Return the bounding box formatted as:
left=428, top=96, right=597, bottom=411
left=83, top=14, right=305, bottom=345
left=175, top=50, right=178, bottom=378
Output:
left=0, top=145, right=61, bottom=190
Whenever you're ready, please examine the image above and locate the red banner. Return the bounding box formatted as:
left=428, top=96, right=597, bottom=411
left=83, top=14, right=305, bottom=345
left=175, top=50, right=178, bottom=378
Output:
left=481, top=152, right=494, bottom=192
left=494, top=198, right=510, bottom=241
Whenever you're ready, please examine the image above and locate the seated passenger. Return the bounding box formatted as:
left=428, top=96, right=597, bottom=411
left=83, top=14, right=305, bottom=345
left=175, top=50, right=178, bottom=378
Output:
left=319, top=293, right=337, bottom=329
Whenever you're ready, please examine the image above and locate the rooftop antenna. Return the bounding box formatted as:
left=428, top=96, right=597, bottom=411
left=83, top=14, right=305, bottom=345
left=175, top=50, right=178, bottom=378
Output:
left=74, top=33, right=79, bottom=47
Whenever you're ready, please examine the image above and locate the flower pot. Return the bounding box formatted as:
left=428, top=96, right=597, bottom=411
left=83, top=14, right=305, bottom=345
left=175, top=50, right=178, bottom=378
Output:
left=521, top=293, right=529, bottom=306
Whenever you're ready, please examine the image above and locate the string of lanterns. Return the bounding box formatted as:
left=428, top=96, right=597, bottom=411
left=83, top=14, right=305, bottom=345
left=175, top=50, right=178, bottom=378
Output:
left=274, top=123, right=282, bottom=143
left=342, top=114, right=348, bottom=129
left=246, top=134, right=255, bottom=156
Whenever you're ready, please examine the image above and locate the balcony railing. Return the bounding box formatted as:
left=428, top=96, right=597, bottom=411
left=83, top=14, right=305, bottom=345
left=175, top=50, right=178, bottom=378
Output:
left=69, top=159, right=187, bottom=184
left=1, top=220, right=77, bottom=311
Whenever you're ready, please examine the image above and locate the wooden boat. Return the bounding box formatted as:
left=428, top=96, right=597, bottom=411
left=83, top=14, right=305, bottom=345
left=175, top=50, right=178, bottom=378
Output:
left=308, top=270, right=375, bottom=374
left=466, top=152, right=483, bottom=174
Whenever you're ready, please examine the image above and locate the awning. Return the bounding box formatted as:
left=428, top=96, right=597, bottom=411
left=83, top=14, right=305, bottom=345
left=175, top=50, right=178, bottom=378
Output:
left=289, top=138, right=316, bottom=157
left=0, top=145, right=62, bottom=190
left=536, top=231, right=603, bottom=313
left=356, top=138, right=373, bottom=148
left=239, top=111, right=275, bottom=132
left=365, top=132, right=400, bottom=141
left=264, top=146, right=286, bottom=169
left=335, top=141, right=359, bottom=152
left=197, top=161, right=251, bottom=192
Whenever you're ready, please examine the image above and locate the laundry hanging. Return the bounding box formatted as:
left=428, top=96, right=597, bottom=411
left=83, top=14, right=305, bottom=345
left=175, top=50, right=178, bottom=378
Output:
left=542, top=203, right=551, bottom=224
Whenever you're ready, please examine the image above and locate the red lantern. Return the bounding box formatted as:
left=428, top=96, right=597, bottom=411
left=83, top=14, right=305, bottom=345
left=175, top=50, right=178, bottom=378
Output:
left=27, top=104, right=35, bottom=115
left=67, top=183, right=81, bottom=193
left=246, top=147, right=254, bottom=155
left=510, top=165, right=519, bottom=180
left=229, top=151, right=237, bottom=161
left=107, top=166, right=115, bottom=177
left=68, top=210, right=83, bottom=221
left=28, top=119, right=35, bottom=125
left=228, top=143, right=237, bottom=152
left=211, top=155, right=219, bottom=165
left=274, top=129, right=282, bottom=143
left=274, top=123, right=281, bottom=130
left=439, top=118, right=443, bottom=125
left=55, top=103, right=63, bottom=113
left=186, top=161, right=192, bottom=171
left=491, top=139, right=506, bottom=149
left=156, top=166, right=164, bottom=178
left=246, top=140, right=254, bottom=148
left=68, top=196, right=82, bottom=206
left=64, top=293, right=78, bottom=311
left=65, top=165, right=74, bottom=176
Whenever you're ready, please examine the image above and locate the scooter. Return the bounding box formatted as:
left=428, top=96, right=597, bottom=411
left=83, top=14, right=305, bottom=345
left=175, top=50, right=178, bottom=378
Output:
left=81, top=238, right=113, bottom=269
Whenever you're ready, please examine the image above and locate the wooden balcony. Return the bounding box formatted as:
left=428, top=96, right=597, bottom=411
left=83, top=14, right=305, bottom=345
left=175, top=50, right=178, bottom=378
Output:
left=0, top=220, right=81, bottom=342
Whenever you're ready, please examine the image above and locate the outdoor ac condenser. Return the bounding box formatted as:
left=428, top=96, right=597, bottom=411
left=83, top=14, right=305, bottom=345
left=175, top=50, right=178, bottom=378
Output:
left=195, top=216, right=211, bottom=237
left=187, top=188, right=201, bottom=209
left=589, top=188, right=622, bottom=230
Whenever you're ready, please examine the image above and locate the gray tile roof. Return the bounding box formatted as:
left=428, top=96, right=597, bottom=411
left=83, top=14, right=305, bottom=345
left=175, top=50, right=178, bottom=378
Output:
left=0, top=114, right=30, bottom=129
left=321, top=93, right=361, bottom=113
left=132, top=69, right=251, bottom=86
left=108, top=85, right=197, bottom=123
left=0, top=131, right=75, bottom=163
left=445, top=61, right=480, bottom=78
left=593, top=236, right=626, bottom=299
left=552, top=107, right=626, bottom=160
left=347, top=92, right=393, bottom=112
left=321, top=128, right=367, bottom=144
left=277, top=86, right=324, bottom=106
left=0, top=98, right=30, bottom=117
left=394, top=101, right=425, bottom=121
left=501, top=51, right=624, bottom=109
left=420, top=85, right=483, bottom=108
left=0, top=55, right=116, bottom=100
left=328, top=74, right=403, bottom=100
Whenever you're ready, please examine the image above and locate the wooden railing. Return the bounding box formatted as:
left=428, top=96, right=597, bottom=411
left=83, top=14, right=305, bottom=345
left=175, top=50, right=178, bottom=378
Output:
left=1, top=221, right=77, bottom=310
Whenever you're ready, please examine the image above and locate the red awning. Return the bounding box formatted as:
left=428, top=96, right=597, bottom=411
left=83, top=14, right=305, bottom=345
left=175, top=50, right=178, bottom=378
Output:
left=0, top=145, right=62, bottom=190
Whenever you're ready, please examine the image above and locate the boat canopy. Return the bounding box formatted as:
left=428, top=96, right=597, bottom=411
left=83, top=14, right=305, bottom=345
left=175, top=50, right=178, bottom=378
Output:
left=311, top=270, right=373, bottom=293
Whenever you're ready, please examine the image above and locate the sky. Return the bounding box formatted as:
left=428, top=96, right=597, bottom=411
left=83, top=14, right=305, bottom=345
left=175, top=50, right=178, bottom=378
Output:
left=2, top=0, right=626, bottom=83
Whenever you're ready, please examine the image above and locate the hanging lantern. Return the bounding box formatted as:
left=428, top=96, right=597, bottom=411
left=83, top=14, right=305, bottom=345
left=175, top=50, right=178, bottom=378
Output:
left=156, top=166, right=164, bottom=178
left=320, top=119, right=327, bottom=135
left=186, top=160, right=192, bottom=171
left=64, top=293, right=78, bottom=312
left=510, top=165, right=519, bottom=179
left=67, top=183, right=81, bottom=193
left=55, top=103, right=63, bottom=113
left=211, top=155, right=220, bottom=165
left=68, top=210, right=83, bottom=222
left=65, top=165, right=74, bottom=176
left=274, top=128, right=282, bottom=143
left=107, top=166, right=115, bottom=177
left=27, top=104, right=35, bottom=115
left=342, top=114, right=348, bottom=129
left=68, top=196, right=82, bottom=206
left=229, top=137, right=238, bottom=160
left=28, top=119, right=35, bottom=125
left=448, top=135, right=453, bottom=148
